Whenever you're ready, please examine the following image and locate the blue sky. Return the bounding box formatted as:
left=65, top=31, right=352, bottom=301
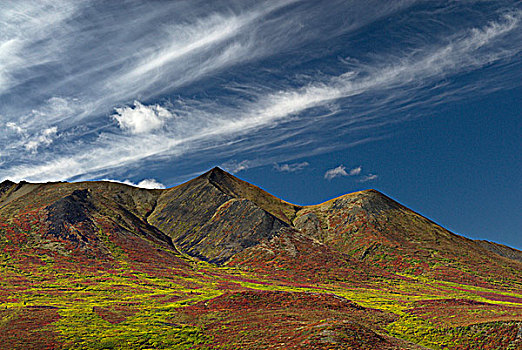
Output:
left=0, top=1, right=521, bottom=248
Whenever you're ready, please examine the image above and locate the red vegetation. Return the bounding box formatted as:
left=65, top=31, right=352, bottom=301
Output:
left=175, top=291, right=420, bottom=349
left=0, top=306, right=62, bottom=350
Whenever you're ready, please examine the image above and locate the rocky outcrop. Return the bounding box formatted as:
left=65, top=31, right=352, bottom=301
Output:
left=45, top=189, right=95, bottom=244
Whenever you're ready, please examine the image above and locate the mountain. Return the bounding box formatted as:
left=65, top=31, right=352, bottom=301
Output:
left=0, top=179, right=186, bottom=271
left=293, top=189, right=522, bottom=286
left=147, top=167, right=298, bottom=264
left=1, top=168, right=521, bottom=349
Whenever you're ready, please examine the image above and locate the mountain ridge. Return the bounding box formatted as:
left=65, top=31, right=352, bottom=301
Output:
left=1, top=167, right=521, bottom=266
left=2, top=167, right=522, bottom=349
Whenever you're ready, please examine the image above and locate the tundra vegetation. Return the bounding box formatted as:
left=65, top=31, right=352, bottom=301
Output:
left=1, top=168, right=521, bottom=349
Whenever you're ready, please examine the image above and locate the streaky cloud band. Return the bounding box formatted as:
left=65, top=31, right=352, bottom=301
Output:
left=0, top=2, right=521, bottom=183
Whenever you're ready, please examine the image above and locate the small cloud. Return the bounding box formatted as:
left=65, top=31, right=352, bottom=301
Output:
left=274, top=161, right=309, bottom=172
left=324, top=165, right=362, bottom=180
left=324, top=165, right=348, bottom=180
left=24, top=126, right=58, bottom=153
left=359, top=174, right=378, bottom=182
left=6, top=122, right=24, bottom=134
left=349, top=166, right=362, bottom=176
left=222, top=160, right=252, bottom=173
left=134, top=178, right=166, bottom=189
left=103, top=178, right=165, bottom=189
left=43, top=127, right=57, bottom=137
left=112, top=101, right=173, bottom=134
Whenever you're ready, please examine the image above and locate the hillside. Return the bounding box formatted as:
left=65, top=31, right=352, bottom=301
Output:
left=1, top=168, right=521, bottom=349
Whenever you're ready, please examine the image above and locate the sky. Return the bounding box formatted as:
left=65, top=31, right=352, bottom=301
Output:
left=0, top=0, right=521, bottom=249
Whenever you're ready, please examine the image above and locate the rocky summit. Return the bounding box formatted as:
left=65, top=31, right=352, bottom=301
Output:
left=1, top=168, right=521, bottom=349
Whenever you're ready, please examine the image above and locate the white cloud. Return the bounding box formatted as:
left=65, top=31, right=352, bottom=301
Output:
left=349, top=166, right=362, bottom=176
left=103, top=178, right=165, bottom=189
left=112, top=101, right=173, bottom=134
left=324, top=165, right=363, bottom=180
left=0, top=1, right=79, bottom=94
left=6, top=122, right=23, bottom=134
left=324, top=165, right=348, bottom=180
left=222, top=160, right=252, bottom=173
left=1, top=6, right=521, bottom=183
left=134, top=178, right=165, bottom=189
left=23, top=141, right=38, bottom=152
left=24, top=126, right=58, bottom=153
left=274, top=162, right=309, bottom=172
left=30, top=97, right=88, bottom=126
left=359, top=174, right=378, bottom=182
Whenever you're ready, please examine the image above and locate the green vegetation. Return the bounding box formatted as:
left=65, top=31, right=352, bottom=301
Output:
left=1, top=169, right=521, bottom=349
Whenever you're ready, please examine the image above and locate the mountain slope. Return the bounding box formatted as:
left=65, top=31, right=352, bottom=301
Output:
left=475, top=240, right=522, bottom=263
left=147, top=168, right=293, bottom=264
left=1, top=167, right=522, bottom=349
left=203, top=167, right=301, bottom=224
left=0, top=180, right=187, bottom=269
left=293, top=189, right=522, bottom=286
left=3, top=168, right=520, bottom=282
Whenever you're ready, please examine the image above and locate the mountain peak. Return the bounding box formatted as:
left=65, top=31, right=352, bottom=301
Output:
left=193, top=166, right=300, bottom=224
left=203, top=166, right=235, bottom=183
left=0, top=179, right=15, bottom=188
left=309, top=188, right=400, bottom=211
left=206, top=166, right=228, bottom=175
left=0, top=179, right=16, bottom=198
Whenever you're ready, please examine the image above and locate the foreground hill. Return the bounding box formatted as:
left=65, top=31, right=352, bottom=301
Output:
left=1, top=168, right=521, bottom=349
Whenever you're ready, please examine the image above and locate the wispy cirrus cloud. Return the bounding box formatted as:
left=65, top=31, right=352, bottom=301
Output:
left=0, top=1, right=80, bottom=94
left=0, top=0, right=299, bottom=132
left=106, top=0, right=300, bottom=103
left=0, top=2, right=521, bottom=183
